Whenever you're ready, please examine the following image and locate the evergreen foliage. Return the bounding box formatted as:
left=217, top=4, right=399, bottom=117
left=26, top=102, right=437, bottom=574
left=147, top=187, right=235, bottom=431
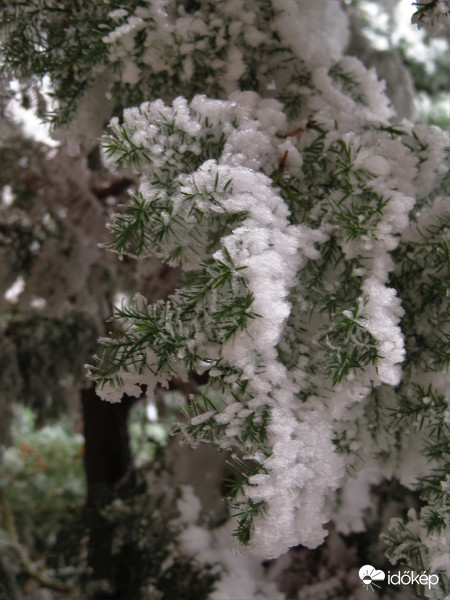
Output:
left=0, top=0, right=449, bottom=598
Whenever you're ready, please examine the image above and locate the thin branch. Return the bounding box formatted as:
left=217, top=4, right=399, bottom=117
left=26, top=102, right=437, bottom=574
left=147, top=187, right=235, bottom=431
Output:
left=0, top=488, right=78, bottom=597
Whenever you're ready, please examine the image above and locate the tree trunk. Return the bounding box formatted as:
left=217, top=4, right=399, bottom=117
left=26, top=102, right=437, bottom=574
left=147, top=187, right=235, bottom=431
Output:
left=81, top=385, right=139, bottom=599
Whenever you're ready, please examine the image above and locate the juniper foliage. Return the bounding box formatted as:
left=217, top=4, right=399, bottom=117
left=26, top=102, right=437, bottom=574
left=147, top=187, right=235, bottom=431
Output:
left=0, top=0, right=449, bottom=598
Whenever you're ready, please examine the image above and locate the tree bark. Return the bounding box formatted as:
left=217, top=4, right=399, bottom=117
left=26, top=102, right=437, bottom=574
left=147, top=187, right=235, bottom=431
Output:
left=81, top=385, right=139, bottom=599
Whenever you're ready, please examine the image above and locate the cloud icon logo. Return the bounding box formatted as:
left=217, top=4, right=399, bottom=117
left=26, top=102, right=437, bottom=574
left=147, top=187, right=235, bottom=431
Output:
left=359, top=565, right=385, bottom=591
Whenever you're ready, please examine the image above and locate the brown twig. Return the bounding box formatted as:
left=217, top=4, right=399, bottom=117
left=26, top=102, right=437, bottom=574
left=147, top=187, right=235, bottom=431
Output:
left=275, top=111, right=319, bottom=178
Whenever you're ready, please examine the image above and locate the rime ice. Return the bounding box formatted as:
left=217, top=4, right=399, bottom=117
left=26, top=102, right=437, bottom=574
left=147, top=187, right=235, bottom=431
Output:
left=89, top=0, right=450, bottom=570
